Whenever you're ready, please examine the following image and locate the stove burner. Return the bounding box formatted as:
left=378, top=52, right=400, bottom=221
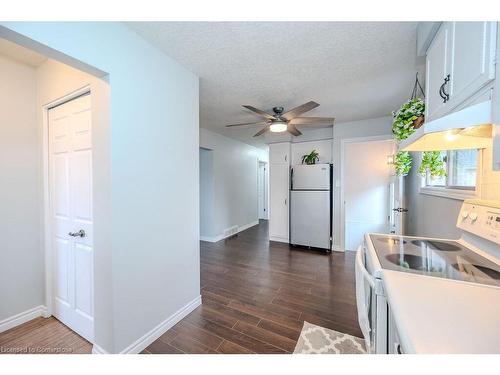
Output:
left=385, top=254, right=425, bottom=270
left=377, top=238, right=407, bottom=245
left=451, top=264, right=500, bottom=280
left=411, top=240, right=461, bottom=252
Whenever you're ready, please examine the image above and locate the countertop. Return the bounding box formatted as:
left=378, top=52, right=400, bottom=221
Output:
left=382, top=270, right=500, bottom=354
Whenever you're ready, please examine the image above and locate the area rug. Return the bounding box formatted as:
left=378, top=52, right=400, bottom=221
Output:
left=293, top=321, right=366, bottom=354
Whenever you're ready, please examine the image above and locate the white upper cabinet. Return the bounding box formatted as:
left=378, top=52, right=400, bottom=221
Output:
left=269, top=142, right=290, bottom=165
left=448, top=22, right=496, bottom=108
left=425, top=22, right=497, bottom=121
left=425, top=23, right=452, bottom=120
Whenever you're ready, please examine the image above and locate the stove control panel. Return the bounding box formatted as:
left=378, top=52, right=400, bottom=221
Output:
left=457, top=200, right=500, bottom=245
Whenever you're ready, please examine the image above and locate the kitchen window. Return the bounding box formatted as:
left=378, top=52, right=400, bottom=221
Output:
left=420, top=149, right=479, bottom=200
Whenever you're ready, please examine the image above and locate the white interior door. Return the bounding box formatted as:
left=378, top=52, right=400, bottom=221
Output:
left=49, top=93, right=93, bottom=342
left=343, top=139, right=394, bottom=251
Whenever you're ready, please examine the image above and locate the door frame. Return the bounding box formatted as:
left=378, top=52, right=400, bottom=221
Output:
left=339, top=134, right=394, bottom=251
left=42, top=85, right=92, bottom=321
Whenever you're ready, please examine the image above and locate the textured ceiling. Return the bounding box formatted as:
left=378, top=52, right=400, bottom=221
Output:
left=127, top=22, right=421, bottom=147
left=0, top=37, right=47, bottom=67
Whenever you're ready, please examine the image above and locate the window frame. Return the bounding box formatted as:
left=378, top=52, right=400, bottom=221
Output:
left=419, top=149, right=481, bottom=201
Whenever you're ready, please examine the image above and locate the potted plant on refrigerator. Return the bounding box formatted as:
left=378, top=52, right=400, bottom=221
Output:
left=301, top=150, right=320, bottom=165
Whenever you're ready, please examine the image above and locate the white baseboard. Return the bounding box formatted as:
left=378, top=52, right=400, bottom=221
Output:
left=0, top=305, right=47, bottom=334
left=92, top=295, right=202, bottom=354
left=200, top=234, right=222, bottom=242
left=333, top=245, right=345, bottom=252
left=269, top=236, right=289, bottom=243
left=91, top=344, right=108, bottom=354
left=238, top=220, right=259, bottom=232
left=200, top=220, right=259, bottom=243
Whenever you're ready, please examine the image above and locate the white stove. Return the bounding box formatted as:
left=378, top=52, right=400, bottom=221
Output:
left=357, top=199, right=500, bottom=353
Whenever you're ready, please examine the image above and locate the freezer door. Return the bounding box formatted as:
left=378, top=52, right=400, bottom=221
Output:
left=291, top=164, right=330, bottom=190
left=290, top=190, right=331, bottom=249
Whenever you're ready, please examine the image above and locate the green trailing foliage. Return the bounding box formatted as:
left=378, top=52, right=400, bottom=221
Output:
left=418, top=151, right=447, bottom=179
left=392, top=98, right=425, bottom=142
left=391, top=97, right=445, bottom=178
left=302, top=150, right=319, bottom=165
left=394, top=151, right=412, bottom=176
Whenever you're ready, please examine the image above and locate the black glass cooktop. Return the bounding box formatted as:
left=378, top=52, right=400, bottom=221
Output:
left=369, top=234, right=500, bottom=287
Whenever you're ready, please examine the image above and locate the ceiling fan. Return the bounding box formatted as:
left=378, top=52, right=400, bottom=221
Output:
left=225, top=101, right=335, bottom=137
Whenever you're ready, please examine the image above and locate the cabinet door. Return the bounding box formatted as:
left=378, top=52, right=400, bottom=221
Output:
left=425, top=23, right=452, bottom=121
left=448, top=22, right=496, bottom=109
left=269, top=164, right=289, bottom=240
left=269, top=142, right=290, bottom=165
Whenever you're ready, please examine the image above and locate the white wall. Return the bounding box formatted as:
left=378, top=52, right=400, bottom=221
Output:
left=0, top=56, right=42, bottom=322
left=35, top=58, right=114, bottom=351
left=405, top=144, right=500, bottom=238
left=200, top=128, right=268, bottom=241
left=1, top=22, right=200, bottom=353
left=199, top=148, right=215, bottom=238
left=332, top=116, right=393, bottom=250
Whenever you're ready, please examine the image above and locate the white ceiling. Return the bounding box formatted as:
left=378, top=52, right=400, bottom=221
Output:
left=0, top=37, right=47, bottom=67
left=127, top=22, right=421, bottom=147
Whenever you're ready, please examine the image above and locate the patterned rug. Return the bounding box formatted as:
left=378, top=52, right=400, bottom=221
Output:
left=293, top=322, right=366, bottom=354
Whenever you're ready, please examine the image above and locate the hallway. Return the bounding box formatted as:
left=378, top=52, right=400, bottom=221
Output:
left=144, top=220, right=361, bottom=354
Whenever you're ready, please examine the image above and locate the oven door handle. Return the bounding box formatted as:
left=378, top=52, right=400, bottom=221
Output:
left=355, top=245, right=376, bottom=352
left=356, top=246, right=375, bottom=288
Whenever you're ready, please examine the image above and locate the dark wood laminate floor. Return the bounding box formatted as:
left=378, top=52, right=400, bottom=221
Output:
left=0, top=220, right=360, bottom=355
left=143, top=220, right=361, bottom=354
left=0, top=317, right=92, bottom=354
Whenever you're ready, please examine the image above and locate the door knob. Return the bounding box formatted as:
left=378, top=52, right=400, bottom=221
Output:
left=68, top=229, right=86, bottom=238
left=392, top=207, right=408, bottom=213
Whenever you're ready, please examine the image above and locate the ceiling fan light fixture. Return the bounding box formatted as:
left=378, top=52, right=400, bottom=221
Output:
left=270, top=122, right=288, bottom=133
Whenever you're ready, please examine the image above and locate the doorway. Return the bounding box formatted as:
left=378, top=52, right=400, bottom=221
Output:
left=341, top=137, right=395, bottom=251
left=258, top=161, right=268, bottom=220
left=47, top=92, right=94, bottom=342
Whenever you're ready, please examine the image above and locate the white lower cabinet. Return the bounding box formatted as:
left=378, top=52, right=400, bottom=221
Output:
left=269, top=164, right=289, bottom=242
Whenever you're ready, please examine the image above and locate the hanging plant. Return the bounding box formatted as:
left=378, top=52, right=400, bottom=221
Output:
left=418, top=151, right=447, bottom=179
left=302, top=150, right=320, bottom=165
left=391, top=73, right=428, bottom=177
left=391, top=97, right=425, bottom=142
left=394, top=151, right=412, bottom=176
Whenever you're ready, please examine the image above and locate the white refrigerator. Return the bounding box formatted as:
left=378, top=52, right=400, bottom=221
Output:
left=290, top=164, right=332, bottom=251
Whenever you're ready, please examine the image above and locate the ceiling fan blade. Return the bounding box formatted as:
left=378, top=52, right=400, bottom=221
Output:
left=287, top=124, right=302, bottom=136
left=253, top=126, right=270, bottom=137
left=226, top=121, right=269, bottom=127
left=289, top=117, right=335, bottom=125
left=242, top=105, right=275, bottom=120
left=281, top=101, right=319, bottom=121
